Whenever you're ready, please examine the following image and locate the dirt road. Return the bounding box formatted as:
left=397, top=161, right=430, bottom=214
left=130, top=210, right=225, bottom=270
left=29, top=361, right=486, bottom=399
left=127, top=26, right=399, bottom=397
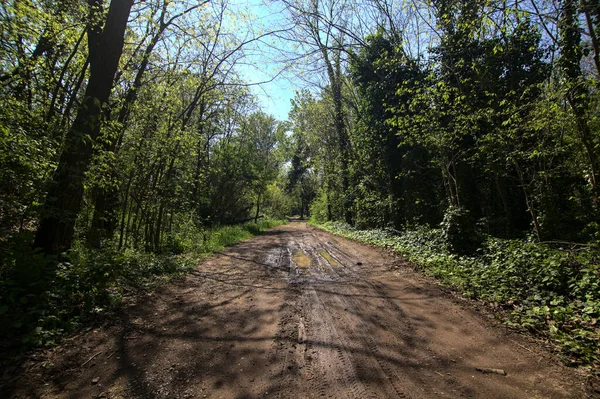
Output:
left=8, top=222, right=589, bottom=398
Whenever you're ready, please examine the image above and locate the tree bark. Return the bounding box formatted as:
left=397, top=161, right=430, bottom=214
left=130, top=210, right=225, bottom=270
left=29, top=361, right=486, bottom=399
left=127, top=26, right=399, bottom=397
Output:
left=255, top=193, right=261, bottom=223
left=559, top=0, right=599, bottom=203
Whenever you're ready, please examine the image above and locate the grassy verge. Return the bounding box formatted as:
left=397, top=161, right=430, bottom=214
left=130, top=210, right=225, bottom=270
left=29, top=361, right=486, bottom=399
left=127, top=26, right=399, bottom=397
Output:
left=0, top=218, right=287, bottom=350
left=313, top=220, right=600, bottom=368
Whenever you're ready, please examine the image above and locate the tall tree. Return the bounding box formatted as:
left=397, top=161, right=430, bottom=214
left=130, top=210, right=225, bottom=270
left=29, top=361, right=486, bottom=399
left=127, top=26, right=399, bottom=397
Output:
left=280, top=0, right=354, bottom=223
left=558, top=0, right=599, bottom=204
left=34, top=0, right=134, bottom=255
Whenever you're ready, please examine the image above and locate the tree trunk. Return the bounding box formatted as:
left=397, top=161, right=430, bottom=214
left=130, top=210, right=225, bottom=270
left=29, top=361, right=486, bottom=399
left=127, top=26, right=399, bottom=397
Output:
left=255, top=192, right=261, bottom=223
left=583, top=0, right=600, bottom=78
left=323, top=51, right=352, bottom=224
left=118, top=177, right=133, bottom=249
left=326, top=190, right=332, bottom=221
left=155, top=202, right=165, bottom=252
left=559, top=0, right=600, bottom=204
left=514, top=161, right=542, bottom=241
left=34, top=0, right=134, bottom=255
left=46, top=28, right=87, bottom=123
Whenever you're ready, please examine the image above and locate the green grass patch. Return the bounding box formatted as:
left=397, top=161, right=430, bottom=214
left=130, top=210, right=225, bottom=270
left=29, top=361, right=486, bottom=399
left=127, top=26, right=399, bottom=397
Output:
left=312, top=220, right=600, bottom=368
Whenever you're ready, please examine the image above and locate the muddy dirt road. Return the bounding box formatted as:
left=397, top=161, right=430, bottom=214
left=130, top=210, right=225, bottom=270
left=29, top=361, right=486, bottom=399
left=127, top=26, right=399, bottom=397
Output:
left=8, top=222, right=589, bottom=398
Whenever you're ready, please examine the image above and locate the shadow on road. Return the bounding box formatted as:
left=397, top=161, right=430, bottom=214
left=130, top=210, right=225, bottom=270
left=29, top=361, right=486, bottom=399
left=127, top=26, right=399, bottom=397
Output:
left=5, top=222, right=588, bottom=399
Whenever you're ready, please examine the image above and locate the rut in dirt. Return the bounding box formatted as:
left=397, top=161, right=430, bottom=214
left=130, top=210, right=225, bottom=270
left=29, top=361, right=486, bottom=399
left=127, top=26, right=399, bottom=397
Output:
left=267, top=223, right=586, bottom=399
left=7, top=221, right=588, bottom=399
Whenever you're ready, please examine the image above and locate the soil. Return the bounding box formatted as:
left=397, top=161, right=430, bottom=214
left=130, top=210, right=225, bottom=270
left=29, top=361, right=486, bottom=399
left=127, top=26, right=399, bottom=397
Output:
left=2, top=221, right=593, bottom=398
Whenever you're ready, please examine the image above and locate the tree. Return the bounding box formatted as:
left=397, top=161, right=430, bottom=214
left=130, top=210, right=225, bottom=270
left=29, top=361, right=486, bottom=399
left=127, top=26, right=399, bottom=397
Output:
left=34, top=0, right=134, bottom=255
left=558, top=0, right=599, bottom=204
left=280, top=0, right=354, bottom=223
left=349, top=30, right=440, bottom=228
left=286, top=117, right=316, bottom=219
left=87, top=0, right=209, bottom=248
left=241, top=111, right=281, bottom=222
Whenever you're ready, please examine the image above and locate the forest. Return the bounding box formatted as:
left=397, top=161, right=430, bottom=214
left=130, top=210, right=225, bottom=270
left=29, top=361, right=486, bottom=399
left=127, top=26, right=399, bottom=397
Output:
left=1, top=0, right=600, bottom=370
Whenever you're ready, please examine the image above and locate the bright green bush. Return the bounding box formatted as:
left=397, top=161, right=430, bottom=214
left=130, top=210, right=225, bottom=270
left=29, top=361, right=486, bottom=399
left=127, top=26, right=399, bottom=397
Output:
left=309, top=191, right=330, bottom=223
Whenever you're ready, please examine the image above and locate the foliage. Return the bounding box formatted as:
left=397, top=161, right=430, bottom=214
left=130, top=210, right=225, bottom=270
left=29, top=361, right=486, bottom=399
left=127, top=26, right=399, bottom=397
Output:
left=441, top=206, right=481, bottom=255
left=286, top=89, right=347, bottom=222
left=309, top=190, right=332, bottom=223
left=263, top=181, right=294, bottom=219
left=314, top=221, right=600, bottom=366
left=0, top=218, right=286, bottom=350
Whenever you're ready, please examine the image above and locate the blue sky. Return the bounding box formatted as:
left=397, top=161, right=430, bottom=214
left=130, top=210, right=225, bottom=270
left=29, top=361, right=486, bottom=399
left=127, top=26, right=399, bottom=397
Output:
left=247, top=69, right=297, bottom=121
left=234, top=0, right=298, bottom=121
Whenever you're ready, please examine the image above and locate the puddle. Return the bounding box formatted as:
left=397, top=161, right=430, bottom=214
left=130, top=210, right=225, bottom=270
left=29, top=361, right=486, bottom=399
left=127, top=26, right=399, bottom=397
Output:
left=292, top=249, right=311, bottom=268
left=317, top=249, right=341, bottom=267
left=265, top=247, right=285, bottom=268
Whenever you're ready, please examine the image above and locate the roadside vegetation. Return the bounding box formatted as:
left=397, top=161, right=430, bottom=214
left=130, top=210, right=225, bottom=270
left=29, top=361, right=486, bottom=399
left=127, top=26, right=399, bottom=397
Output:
left=0, top=1, right=293, bottom=353
left=0, top=218, right=286, bottom=350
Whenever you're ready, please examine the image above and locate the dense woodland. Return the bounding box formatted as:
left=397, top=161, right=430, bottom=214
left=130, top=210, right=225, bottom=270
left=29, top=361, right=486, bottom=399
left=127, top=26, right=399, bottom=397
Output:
left=0, top=0, right=599, bottom=366
left=0, top=0, right=292, bottom=348
left=285, top=0, right=600, bottom=243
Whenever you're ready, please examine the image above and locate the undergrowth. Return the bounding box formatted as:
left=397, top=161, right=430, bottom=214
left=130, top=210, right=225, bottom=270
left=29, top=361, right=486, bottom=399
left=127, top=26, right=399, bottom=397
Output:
left=0, top=218, right=286, bottom=351
left=314, top=221, right=600, bottom=368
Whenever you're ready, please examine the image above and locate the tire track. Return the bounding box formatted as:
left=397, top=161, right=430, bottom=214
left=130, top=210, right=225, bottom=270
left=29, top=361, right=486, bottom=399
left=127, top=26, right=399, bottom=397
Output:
left=303, top=288, right=371, bottom=399
left=269, top=222, right=587, bottom=399
left=285, top=235, right=414, bottom=398
left=308, top=279, right=413, bottom=398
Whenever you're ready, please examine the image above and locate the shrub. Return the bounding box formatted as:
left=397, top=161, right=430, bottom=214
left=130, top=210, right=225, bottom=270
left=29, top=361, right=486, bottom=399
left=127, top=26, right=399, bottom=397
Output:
left=0, top=218, right=286, bottom=350
left=309, top=191, right=330, bottom=223
left=441, top=206, right=481, bottom=255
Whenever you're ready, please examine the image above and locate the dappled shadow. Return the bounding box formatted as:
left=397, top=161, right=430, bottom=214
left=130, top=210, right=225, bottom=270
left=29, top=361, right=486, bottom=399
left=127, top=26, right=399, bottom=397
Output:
left=6, top=222, right=587, bottom=398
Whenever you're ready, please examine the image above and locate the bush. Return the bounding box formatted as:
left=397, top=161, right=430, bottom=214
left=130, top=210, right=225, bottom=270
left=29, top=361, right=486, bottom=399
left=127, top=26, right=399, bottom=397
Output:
left=309, top=191, right=330, bottom=223
left=441, top=206, right=481, bottom=255
left=351, top=183, right=393, bottom=230
left=0, top=218, right=286, bottom=350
